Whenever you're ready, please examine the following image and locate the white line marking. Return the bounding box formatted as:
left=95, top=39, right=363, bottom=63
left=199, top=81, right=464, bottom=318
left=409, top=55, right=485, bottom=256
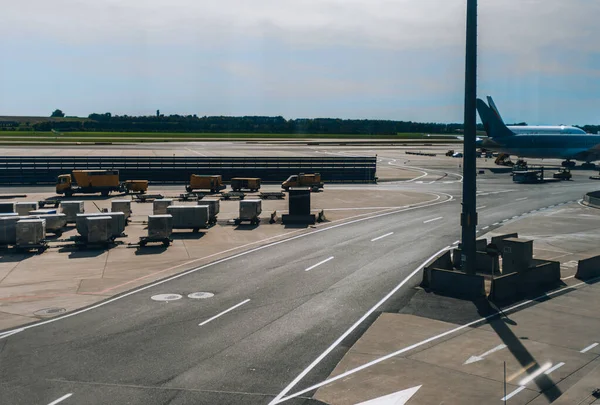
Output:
left=544, top=362, right=565, bottom=375
left=581, top=343, right=599, bottom=353
left=305, top=256, right=335, bottom=272
left=424, top=217, right=443, bottom=224
left=185, top=147, right=207, bottom=156
left=199, top=299, right=250, bottom=326
left=356, top=385, right=422, bottom=405
left=464, top=344, right=507, bottom=364
left=0, top=328, right=24, bottom=340
left=276, top=276, right=600, bottom=403
left=501, top=386, right=526, bottom=401
left=482, top=226, right=490, bottom=230
left=519, top=362, right=552, bottom=385
left=47, top=393, right=73, bottom=405
left=0, top=193, right=454, bottom=338
left=268, top=246, right=451, bottom=405
left=477, top=206, right=486, bottom=210
left=371, top=232, right=394, bottom=242
left=516, top=197, right=528, bottom=201
left=512, top=216, right=519, bottom=219
left=493, top=222, right=499, bottom=226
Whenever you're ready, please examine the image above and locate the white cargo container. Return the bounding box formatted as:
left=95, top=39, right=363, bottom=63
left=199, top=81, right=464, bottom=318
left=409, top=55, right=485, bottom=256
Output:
left=16, top=219, right=46, bottom=246
left=153, top=199, right=173, bottom=215
left=198, top=198, right=220, bottom=224
left=238, top=199, right=262, bottom=225
left=148, top=214, right=173, bottom=239
left=0, top=216, right=20, bottom=244
left=0, top=202, right=15, bottom=214
left=167, top=205, right=209, bottom=231
left=76, top=212, right=126, bottom=237
left=86, top=216, right=112, bottom=243
left=35, top=214, right=67, bottom=234
left=15, top=202, right=37, bottom=216
left=111, top=200, right=132, bottom=219
left=61, top=201, right=85, bottom=222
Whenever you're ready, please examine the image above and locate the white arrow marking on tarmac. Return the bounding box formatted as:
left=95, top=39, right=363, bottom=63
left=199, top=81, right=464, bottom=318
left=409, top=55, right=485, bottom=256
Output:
left=355, top=385, right=422, bottom=405
left=464, top=344, right=507, bottom=365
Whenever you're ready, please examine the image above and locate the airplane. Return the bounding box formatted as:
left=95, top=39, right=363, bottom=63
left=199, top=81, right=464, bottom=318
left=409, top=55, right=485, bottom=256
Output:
left=477, top=96, right=599, bottom=168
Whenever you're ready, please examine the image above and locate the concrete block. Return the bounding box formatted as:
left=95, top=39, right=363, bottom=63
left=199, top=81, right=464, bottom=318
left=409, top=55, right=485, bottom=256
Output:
left=452, top=248, right=499, bottom=274
left=490, top=260, right=560, bottom=303
left=490, top=233, right=518, bottom=252
left=489, top=273, right=520, bottom=302
left=422, top=250, right=456, bottom=287
left=502, top=238, right=533, bottom=274
left=475, top=238, right=488, bottom=251
left=575, top=255, right=600, bottom=280
left=427, top=268, right=486, bottom=299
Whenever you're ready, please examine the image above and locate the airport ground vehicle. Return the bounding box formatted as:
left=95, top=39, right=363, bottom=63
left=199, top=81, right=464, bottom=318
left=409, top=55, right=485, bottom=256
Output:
left=230, top=177, right=261, bottom=192
left=56, top=170, right=149, bottom=197
left=495, top=153, right=514, bottom=166
left=445, top=150, right=455, bottom=157
left=281, top=173, right=324, bottom=192
left=122, top=180, right=148, bottom=194
left=186, top=175, right=226, bottom=193
left=57, top=170, right=120, bottom=197
left=553, top=168, right=572, bottom=180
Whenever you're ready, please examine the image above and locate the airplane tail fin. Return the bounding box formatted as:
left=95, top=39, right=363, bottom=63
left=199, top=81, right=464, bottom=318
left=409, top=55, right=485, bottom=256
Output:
left=477, top=98, right=513, bottom=138
left=486, top=96, right=505, bottom=124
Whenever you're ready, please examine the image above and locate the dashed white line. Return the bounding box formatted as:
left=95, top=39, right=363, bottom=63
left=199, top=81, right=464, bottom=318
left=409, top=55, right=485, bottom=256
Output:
left=47, top=393, right=73, bottom=405
left=544, top=362, right=565, bottom=375
left=305, top=256, right=335, bottom=272
left=501, top=386, right=527, bottom=401
left=580, top=343, right=599, bottom=353
left=424, top=217, right=443, bottom=224
left=561, top=275, right=576, bottom=280
left=371, top=232, right=394, bottom=242
left=493, top=222, right=499, bottom=226
left=199, top=299, right=250, bottom=326
left=519, top=362, right=553, bottom=386
left=515, top=197, right=528, bottom=201
left=477, top=206, right=486, bottom=210
left=482, top=226, right=490, bottom=230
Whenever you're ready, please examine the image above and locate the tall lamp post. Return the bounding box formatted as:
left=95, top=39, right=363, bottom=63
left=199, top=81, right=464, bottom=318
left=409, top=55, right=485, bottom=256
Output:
left=461, top=0, right=478, bottom=275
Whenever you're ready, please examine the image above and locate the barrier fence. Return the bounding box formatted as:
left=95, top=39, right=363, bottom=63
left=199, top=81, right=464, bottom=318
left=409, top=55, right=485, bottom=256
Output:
left=0, top=156, right=377, bottom=185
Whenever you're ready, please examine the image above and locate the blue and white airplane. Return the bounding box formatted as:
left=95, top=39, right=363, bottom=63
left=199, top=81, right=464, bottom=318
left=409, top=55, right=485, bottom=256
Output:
left=477, top=96, right=600, bottom=168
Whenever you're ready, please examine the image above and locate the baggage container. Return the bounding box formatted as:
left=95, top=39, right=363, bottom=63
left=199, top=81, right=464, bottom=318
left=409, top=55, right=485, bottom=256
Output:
left=61, top=201, right=85, bottom=222
left=167, top=205, right=209, bottom=231
left=0, top=216, right=20, bottom=244
left=111, top=200, right=132, bottom=219
left=121, top=180, right=148, bottom=194
left=237, top=199, right=262, bottom=225
left=186, top=175, right=226, bottom=193
left=148, top=214, right=173, bottom=239
left=0, top=202, right=15, bottom=214
left=231, top=177, right=261, bottom=192
left=36, top=214, right=67, bottom=234
left=86, top=216, right=113, bottom=243
left=16, top=219, right=46, bottom=246
left=16, top=202, right=38, bottom=216
left=29, top=209, right=58, bottom=215
left=77, top=212, right=126, bottom=237
left=198, top=198, right=220, bottom=224
left=153, top=199, right=173, bottom=215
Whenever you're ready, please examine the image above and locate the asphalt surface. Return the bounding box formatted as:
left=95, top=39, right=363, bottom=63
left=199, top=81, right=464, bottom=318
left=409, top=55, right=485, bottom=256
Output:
left=1, top=149, right=598, bottom=405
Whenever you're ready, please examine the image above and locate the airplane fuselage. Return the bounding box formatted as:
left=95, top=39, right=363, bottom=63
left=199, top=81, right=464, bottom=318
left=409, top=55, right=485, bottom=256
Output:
left=482, top=134, right=600, bottom=161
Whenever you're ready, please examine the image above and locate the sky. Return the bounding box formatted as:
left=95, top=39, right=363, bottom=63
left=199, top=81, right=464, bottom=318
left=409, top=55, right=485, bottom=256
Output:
left=2, top=0, right=600, bottom=124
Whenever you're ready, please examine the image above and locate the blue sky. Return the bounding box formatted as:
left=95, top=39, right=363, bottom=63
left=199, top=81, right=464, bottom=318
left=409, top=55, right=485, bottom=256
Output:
left=2, top=0, right=600, bottom=124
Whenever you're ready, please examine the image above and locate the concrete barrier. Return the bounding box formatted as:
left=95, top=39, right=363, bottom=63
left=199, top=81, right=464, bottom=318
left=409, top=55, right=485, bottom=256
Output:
left=452, top=248, right=499, bottom=274
left=583, top=191, right=600, bottom=209
left=490, top=260, right=561, bottom=303
left=576, top=255, right=600, bottom=280
left=491, top=233, right=519, bottom=253
left=428, top=268, right=486, bottom=298
left=421, top=250, right=453, bottom=287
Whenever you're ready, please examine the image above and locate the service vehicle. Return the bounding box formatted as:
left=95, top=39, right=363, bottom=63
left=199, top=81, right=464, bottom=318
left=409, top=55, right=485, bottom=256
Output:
left=186, top=174, right=226, bottom=193
left=553, top=168, right=572, bottom=180
left=56, top=170, right=120, bottom=197
left=281, top=173, right=324, bottom=192
left=230, top=177, right=261, bottom=192
left=122, top=180, right=148, bottom=194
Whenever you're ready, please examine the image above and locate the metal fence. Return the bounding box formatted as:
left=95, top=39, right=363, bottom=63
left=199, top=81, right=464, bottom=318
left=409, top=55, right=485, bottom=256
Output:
left=0, top=156, right=377, bottom=185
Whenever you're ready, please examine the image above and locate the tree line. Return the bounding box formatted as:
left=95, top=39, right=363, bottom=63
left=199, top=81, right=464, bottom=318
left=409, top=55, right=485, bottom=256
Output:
left=22, top=112, right=479, bottom=135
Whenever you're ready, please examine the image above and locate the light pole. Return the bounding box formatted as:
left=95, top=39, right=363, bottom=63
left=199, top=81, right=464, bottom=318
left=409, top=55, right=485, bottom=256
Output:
left=461, top=0, right=478, bottom=275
